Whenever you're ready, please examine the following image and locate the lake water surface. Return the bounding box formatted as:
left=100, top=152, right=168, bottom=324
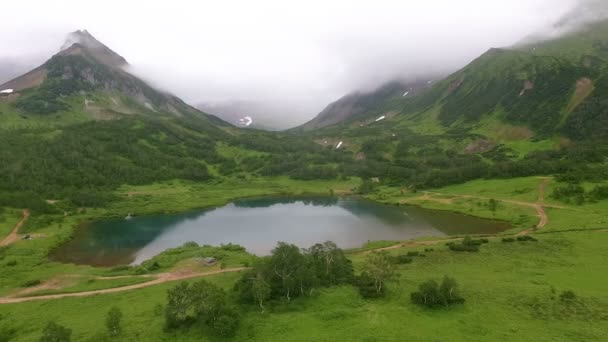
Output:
left=52, top=196, right=511, bottom=266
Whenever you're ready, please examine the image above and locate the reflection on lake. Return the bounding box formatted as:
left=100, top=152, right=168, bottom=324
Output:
left=52, top=196, right=511, bottom=266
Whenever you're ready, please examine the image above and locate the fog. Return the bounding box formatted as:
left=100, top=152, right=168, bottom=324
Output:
left=0, top=0, right=605, bottom=127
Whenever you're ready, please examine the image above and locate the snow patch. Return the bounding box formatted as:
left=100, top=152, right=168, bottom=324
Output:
left=238, top=116, right=253, bottom=126
left=0, top=89, right=14, bottom=94
left=402, top=91, right=409, bottom=97
left=375, top=116, right=385, bottom=122
left=336, top=141, right=343, bottom=149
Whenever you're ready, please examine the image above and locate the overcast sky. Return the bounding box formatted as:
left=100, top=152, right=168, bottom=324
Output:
left=0, top=0, right=602, bottom=126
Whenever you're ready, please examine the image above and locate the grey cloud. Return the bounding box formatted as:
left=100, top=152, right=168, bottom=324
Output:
left=0, top=0, right=604, bottom=127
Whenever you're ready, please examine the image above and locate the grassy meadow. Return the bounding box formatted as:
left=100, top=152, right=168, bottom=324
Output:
left=0, top=176, right=607, bottom=341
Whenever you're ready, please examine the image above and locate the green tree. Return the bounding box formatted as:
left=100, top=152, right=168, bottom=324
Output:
left=411, top=276, right=465, bottom=308
left=105, top=307, right=122, bottom=337
left=189, top=280, right=227, bottom=325
left=362, top=252, right=396, bottom=295
left=268, top=242, right=306, bottom=301
left=164, top=282, right=193, bottom=329
left=488, top=198, right=498, bottom=215
left=251, top=271, right=271, bottom=312
left=39, top=321, right=72, bottom=342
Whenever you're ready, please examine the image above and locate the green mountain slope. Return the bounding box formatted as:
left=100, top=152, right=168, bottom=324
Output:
left=306, top=19, right=608, bottom=143
left=0, top=30, right=226, bottom=129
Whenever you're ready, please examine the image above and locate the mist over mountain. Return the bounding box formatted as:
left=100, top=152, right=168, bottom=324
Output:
left=196, top=100, right=299, bottom=130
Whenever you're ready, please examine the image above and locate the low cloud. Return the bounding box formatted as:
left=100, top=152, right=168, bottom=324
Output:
left=0, top=0, right=604, bottom=126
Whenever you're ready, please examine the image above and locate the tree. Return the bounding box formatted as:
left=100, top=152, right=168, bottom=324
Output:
left=411, top=276, right=465, bottom=308
left=105, top=307, right=122, bottom=337
left=39, top=321, right=72, bottom=342
left=164, top=282, right=193, bottom=329
left=268, top=242, right=306, bottom=301
left=212, top=311, right=239, bottom=337
left=250, top=271, right=271, bottom=312
left=488, top=198, right=498, bottom=215
left=307, top=241, right=353, bottom=286
left=361, top=252, right=396, bottom=295
left=189, top=280, right=227, bottom=325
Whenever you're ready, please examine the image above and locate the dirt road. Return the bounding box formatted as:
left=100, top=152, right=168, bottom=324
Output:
left=0, top=210, right=29, bottom=247
left=363, top=178, right=555, bottom=254
left=0, top=267, right=248, bottom=304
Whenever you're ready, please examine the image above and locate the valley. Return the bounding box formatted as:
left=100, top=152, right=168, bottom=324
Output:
left=1, top=13, right=608, bottom=342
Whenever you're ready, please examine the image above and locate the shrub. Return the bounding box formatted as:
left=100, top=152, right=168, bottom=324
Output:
left=411, top=276, right=465, bottom=309
left=355, top=272, right=385, bottom=298
left=105, top=307, right=123, bottom=337
left=39, top=321, right=72, bottom=342
left=502, top=237, right=515, bottom=243
left=517, top=236, right=538, bottom=242
left=147, top=262, right=161, bottom=271
left=391, top=255, right=413, bottom=264
left=182, top=241, right=199, bottom=248
left=5, top=260, right=17, bottom=266
left=448, top=244, right=479, bottom=252
left=21, top=279, right=41, bottom=287
left=560, top=290, right=577, bottom=303
left=406, top=251, right=420, bottom=257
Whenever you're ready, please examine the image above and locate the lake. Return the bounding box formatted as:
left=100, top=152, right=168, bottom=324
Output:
left=52, top=196, right=511, bottom=266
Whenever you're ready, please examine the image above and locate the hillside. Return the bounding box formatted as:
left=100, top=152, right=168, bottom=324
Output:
left=302, top=19, right=608, bottom=144
left=0, top=30, right=226, bottom=129
left=297, top=79, right=435, bottom=131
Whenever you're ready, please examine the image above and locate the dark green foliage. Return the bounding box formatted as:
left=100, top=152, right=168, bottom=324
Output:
left=488, top=198, right=498, bottom=214
left=165, top=280, right=239, bottom=336
left=147, top=261, right=161, bottom=271
left=447, top=236, right=485, bottom=252
left=0, top=327, right=17, bottom=342
left=235, top=241, right=353, bottom=305
left=390, top=254, right=413, bottom=264
left=21, top=279, right=42, bottom=287
left=502, top=237, right=516, bottom=243
left=411, top=276, right=465, bottom=308
left=357, top=252, right=396, bottom=297
left=0, top=118, right=221, bottom=207
left=355, top=272, right=385, bottom=298
left=552, top=184, right=586, bottom=204
left=39, top=321, right=72, bottom=342
left=589, top=185, right=608, bottom=201
left=563, top=76, right=608, bottom=140
left=406, top=251, right=419, bottom=257
left=559, top=290, right=577, bottom=303
left=105, top=307, right=122, bottom=337
left=356, top=180, right=376, bottom=194
left=517, top=235, right=538, bottom=242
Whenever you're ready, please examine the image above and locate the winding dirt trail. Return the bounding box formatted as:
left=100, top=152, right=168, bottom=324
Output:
left=361, top=178, right=555, bottom=254
left=0, top=210, right=29, bottom=247
left=0, top=267, right=248, bottom=304
left=0, top=179, right=563, bottom=303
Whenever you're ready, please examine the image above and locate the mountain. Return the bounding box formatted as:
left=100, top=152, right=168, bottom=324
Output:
left=0, top=30, right=245, bottom=206
left=297, top=79, right=435, bottom=131
left=0, top=30, right=225, bottom=127
left=303, top=19, right=608, bottom=143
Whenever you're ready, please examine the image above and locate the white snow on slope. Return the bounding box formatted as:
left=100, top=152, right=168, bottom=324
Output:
left=0, top=89, right=14, bottom=94
left=238, top=116, right=253, bottom=126
left=336, top=141, right=343, bottom=149
left=375, top=115, right=385, bottom=122
left=402, top=91, right=409, bottom=97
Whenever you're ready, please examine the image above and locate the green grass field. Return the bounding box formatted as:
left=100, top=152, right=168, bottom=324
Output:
left=1, top=176, right=607, bottom=341
left=1, top=230, right=606, bottom=341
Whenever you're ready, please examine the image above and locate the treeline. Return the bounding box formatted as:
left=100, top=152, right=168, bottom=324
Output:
left=234, top=241, right=353, bottom=306
left=0, top=117, right=226, bottom=208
